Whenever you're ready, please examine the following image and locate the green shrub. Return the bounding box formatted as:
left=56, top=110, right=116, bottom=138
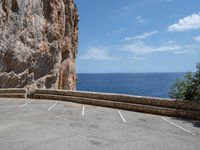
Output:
left=169, top=63, right=200, bottom=102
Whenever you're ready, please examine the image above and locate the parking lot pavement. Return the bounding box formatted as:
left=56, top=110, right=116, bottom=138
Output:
left=0, top=98, right=199, bottom=150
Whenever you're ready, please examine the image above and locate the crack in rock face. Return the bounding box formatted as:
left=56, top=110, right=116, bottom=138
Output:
left=0, top=0, right=79, bottom=90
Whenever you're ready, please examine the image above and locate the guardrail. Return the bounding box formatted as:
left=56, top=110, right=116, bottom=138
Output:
left=0, top=88, right=199, bottom=120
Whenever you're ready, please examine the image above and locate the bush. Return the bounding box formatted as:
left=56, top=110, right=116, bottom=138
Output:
left=169, top=63, right=200, bottom=102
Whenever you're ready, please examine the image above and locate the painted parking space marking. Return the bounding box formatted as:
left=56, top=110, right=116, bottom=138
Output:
left=19, top=100, right=33, bottom=108
left=118, top=110, right=127, bottom=123
left=161, top=117, right=194, bottom=135
left=48, top=102, right=58, bottom=111
left=82, top=105, right=85, bottom=116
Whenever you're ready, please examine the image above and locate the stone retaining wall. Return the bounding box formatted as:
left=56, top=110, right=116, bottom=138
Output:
left=0, top=88, right=200, bottom=120
left=0, top=88, right=26, bottom=98
left=35, top=89, right=200, bottom=112
left=34, top=93, right=200, bottom=120
left=33, top=89, right=200, bottom=120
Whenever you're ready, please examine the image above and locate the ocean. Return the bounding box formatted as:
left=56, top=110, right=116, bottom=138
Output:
left=77, top=73, right=186, bottom=98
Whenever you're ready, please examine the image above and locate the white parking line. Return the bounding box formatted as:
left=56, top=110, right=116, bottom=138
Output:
left=161, top=117, right=193, bottom=134
left=118, top=110, right=127, bottom=123
left=48, top=102, right=58, bottom=111
left=19, top=100, right=33, bottom=108
left=82, top=106, right=85, bottom=116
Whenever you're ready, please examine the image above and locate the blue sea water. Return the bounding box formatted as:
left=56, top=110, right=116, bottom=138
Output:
left=77, top=73, right=186, bottom=98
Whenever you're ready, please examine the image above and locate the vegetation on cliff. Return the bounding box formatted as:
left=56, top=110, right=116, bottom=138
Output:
left=169, top=62, right=200, bottom=102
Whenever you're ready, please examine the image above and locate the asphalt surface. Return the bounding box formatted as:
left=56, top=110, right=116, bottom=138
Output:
left=0, top=98, right=199, bottom=150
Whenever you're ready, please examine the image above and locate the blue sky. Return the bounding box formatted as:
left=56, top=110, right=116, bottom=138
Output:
left=75, top=0, right=200, bottom=73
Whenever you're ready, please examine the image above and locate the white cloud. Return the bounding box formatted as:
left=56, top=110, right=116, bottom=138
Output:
left=123, top=6, right=129, bottom=10
left=114, top=28, right=126, bottom=34
left=113, top=6, right=132, bottom=16
left=120, top=42, right=200, bottom=55
left=79, top=42, right=200, bottom=61
left=133, top=56, right=145, bottom=60
left=122, top=37, right=134, bottom=41
left=121, top=42, right=181, bottom=55
left=173, top=50, right=188, bottom=54
left=107, top=28, right=126, bottom=36
left=194, top=36, right=200, bottom=42
left=134, top=30, right=158, bottom=40
left=79, top=47, right=118, bottom=60
left=165, top=41, right=175, bottom=44
left=136, top=16, right=145, bottom=23
left=122, top=30, right=158, bottom=41
left=168, top=13, right=200, bottom=32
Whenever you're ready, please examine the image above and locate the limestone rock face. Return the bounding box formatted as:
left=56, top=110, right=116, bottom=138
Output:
left=0, top=0, right=79, bottom=90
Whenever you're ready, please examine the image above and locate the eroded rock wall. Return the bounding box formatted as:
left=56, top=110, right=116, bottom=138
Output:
left=0, top=0, right=79, bottom=90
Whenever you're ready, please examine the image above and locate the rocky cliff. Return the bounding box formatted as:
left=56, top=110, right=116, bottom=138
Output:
left=0, top=0, right=79, bottom=90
